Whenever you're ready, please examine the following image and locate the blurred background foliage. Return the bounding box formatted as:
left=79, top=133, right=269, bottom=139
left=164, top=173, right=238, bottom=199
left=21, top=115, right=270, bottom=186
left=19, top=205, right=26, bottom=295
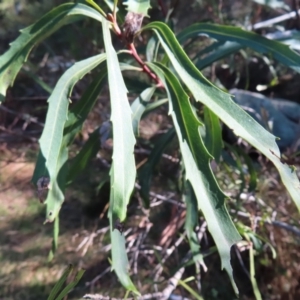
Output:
left=0, top=0, right=300, bottom=300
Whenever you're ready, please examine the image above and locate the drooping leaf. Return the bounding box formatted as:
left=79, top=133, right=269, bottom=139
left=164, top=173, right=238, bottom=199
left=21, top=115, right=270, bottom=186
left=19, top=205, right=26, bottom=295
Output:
left=123, top=0, right=151, bottom=17
left=176, top=23, right=300, bottom=73
left=67, top=128, right=102, bottom=185
left=225, top=143, right=246, bottom=196
left=234, top=146, right=258, bottom=193
left=102, top=19, right=137, bottom=293
left=34, top=54, right=106, bottom=223
left=55, top=269, right=86, bottom=300
left=0, top=3, right=104, bottom=102
left=21, top=65, right=53, bottom=94
left=184, top=181, right=204, bottom=266
left=146, top=36, right=158, bottom=62
left=47, top=264, right=73, bottom=300
left=143, top=98, right=168, bottom=114
left=195, top=41, right=241, bottom=70
left=63, top=64, right=107, bottom=147
left=149, top=62, right=242, bottom=294
left=203, top=106, right=223, bottom=163
left=144, top=21, right=300, bottom=213
left=131, top=86, right=156, bottom=136
left=138, top=128, right=175, bottom=207
left=32, top=59, right=107, bottom=199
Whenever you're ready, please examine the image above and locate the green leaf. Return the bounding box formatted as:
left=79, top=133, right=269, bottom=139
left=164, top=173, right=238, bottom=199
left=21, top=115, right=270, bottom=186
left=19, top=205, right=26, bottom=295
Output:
left=0, top=3, right=104, bottom=102
left=32, top=58, right=107, bottom=202
left=144, top=21, right=300, bottom=213
left=131, top=86, right=156, bottom=136
left=63, top=64, right=107, bottom=147
left=235, top=147, right=258, bottom=192
left=123, top=0, right=151, bottom=16
left=146, top=36, right=158, bottom=62
left=55, top=269, right=85, bottom=300
left=149, top=62, right=241, bottom=294
left=67, top=128, right=101, bottom=185
left=138, top=128, right=175, bottom=207
left=193, top=31, right=300, bottom=70
left=21, top=65, right=53, bottom=94
left=102, top=19, right=137, bottom=292
left=85, top=0, right=107, bottom=16
left=143, top=98, right=168, bottom=114
left=47, top=264, right=73, bottom=300
left=184, top=181, right=204, bottom=266
left=35, top=54, right=106, bottom=223
left=178, top=279, right=204, bottom=300
left=203, top=106, right=223, bottom=163
left=177, top=23, right=300, bottom=73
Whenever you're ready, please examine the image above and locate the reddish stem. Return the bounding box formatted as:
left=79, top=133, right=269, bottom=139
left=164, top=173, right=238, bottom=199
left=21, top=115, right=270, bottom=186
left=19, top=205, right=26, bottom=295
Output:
left=158, top=0, right=167, bottom=18
left=128, top=43, right=164, bottom=88
left=108, top=14, right=164, bottom=89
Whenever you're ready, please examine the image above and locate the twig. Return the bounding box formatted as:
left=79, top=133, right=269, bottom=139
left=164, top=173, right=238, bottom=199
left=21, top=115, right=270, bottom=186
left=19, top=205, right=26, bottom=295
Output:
left=83, top=252, right=192, bottom=300
left=0, top=126, right=38, bottom=142
left=83, top=292, right=163, bottom=300
left=234, top=244, right=250, bottom=279
left=160, top=265, right=185, bottom=300
left=250, top=8, right=300, bottom=30
left=135, top=183, right=185, bottom=208
left=85, top=266, right=111, bottom=289
left=233, top=210, right=300, bottom=238
left=127, top=43, right=164, bottom=88
left=0, top=105, right=44, bottom=127
left=153, top=233, right=186, bottom=292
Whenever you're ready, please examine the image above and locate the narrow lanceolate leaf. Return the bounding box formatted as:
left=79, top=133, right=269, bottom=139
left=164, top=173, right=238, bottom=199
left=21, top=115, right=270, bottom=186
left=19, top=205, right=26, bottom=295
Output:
left=131, top=86, right=156, bottom=136
left=67, top=128, right=102, bottom=185
left=177, top=23, right=300, bottom=74
left=203, top=106, right=223, bottom=163
left=123, top=0, right=151, bottom=16
left=55, top=269, right=86, bottom=300
left=0, top=3, right=104, bottom=102
left=38, top=54, right=105, bottom=222
left=102, top=20, right=137, bottom=293
left=47, top=265, right=73, bottom=300
left=144, top=22, right=300, bottom=213
left=184, top=181, right=204, bottom=265
left=149, top=62, right=241, bottom=294
left=32, top=60, right=107, bottom=186
left=138, top=128, right=175, bottom=207
left=63, top=64, right=107, bottom=146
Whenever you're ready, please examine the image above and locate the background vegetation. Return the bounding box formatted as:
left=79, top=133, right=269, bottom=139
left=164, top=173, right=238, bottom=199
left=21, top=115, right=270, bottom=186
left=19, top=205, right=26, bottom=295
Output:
left=0, top=0, right=300, bottom=299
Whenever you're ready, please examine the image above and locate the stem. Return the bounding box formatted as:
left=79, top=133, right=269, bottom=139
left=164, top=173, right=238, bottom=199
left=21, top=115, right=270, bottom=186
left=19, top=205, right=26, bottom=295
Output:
left=128, top=43, right=164, bottom=88
left=158, top=0, right=167, bottom=17
left=107, top=13, right=164, bottom=88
